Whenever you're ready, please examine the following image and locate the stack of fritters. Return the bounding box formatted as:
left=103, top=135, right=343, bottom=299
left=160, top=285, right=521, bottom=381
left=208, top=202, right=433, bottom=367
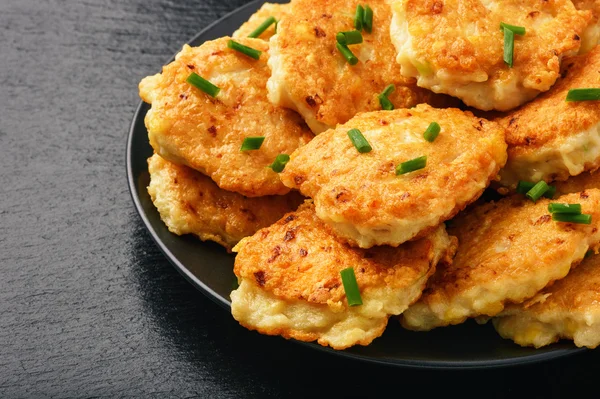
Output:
left=138, top=0, right=600, bottom=350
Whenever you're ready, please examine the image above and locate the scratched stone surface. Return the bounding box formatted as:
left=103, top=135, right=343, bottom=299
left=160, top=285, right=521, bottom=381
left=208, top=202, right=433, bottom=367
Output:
left=1, top=0, right=600, bottom=397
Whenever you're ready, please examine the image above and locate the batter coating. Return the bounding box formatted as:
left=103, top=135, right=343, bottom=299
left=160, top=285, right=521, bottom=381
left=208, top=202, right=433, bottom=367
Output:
left=139, top=38, right=314, bottom=197
left=493, top=252, right=600, bottom=349
left=147, top=154, right=304, bottom=252
left=555, top=170, right=600, bottom=195
left=497, top=47, right=600, bottom=189
left=390, top=0, right=591, bottom=111
left=230, top=202, right=456, bottom=350
left=267, top=0, right=456, bottom=134
left=280, top=104, right=507, bottom=248
left=574, top=0, right=600, bottom=53
left=401, top=190, right=600, bottom=331
left=232, top=2, right=289, bottom=40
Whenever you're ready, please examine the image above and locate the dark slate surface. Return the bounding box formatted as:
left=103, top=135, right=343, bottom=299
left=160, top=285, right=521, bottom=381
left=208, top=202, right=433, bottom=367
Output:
left=1, top=0, right=599, bottom=397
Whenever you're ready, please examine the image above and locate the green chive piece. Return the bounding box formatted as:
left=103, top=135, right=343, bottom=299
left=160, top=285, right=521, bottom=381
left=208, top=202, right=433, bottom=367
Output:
left=566, top=88, right=600, bottom=102
left=525, top=181, right=549, bottom=202
left=186, top=72, right=220, bottom=98
left=336, top=42, right=358, bottom=65
left=240, top=136, right=265, bottom=151
left=378, top=84, right=395, bottom=110
left=516, top=181, right=556, bottom=199
left=381, top=84, right=395, bottom=97
left=585, top=249, right=595, bottom=258
left=500, top=22, right=526, bottom=35
left=227, top=39, right=262, bottom=60
left=340, top=267, right=362, bottom=306
left=354, top=5, right=364, bottom=31
left=274, top=19, right=279, bottom=34
left=503, top=27, right=514, bottom=68
left=548, top=203, right=582, bottom=214
left=363, top=5, right=373, bottom=33
left=423, top=122, right=441, bottom=142
left=247, top=16, right=277, bottom=38
left=552, top=213, right=592, bottom=224
left=396, top=156, right=427, bottom=175
left=268, top=154, right=290, bottom=173
left=336, top=30, right=363, bottom=45
left=347, top=128, right=372, bottom=153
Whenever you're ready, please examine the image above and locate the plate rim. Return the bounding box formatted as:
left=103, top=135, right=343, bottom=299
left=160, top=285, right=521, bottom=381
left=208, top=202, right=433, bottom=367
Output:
left=125, top=0, right=587, bottom=369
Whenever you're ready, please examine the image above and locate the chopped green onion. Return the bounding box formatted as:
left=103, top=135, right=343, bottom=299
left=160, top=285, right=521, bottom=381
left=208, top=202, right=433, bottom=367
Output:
left=396, top=155, right=427, bottom=175
left=240, top=136, right=265, bottom=151
left=354, top=5, right=364, bottom=31
left=227, top=39, right=262, bottom=60
left=552, top=213, right=592, bottom=224
left=516, top=181, right=556, bottom=199
left=423, top=122, right=441, bottom=142
left=566, top=88, right=600, bottom=102
left=336, top=30, right=363, bottom=45
left=336, top=42, right=358, bottom=65
left=363, top=5, right=373, bottom=33
left=186, top=72, right=220, bottom=98
left=340, top=267, right=362, bottom=306
left=247, top=16, right=277, bottom=38
left=500, top=22, right=526, bottom=35
left=503, top=27, right=514, bottom=68
left=274, top=19, right=279, bottom=34
left=378, top=84, right=395, bottom=110
left=548, top=203, right=582, bottom=214
left=268, top=154, right=290, bottom=173
left=525, top=181, right=549, bottom=202
left=347, top=128, right=372, bottom=153
left=585, top=249, right=595, bottom=258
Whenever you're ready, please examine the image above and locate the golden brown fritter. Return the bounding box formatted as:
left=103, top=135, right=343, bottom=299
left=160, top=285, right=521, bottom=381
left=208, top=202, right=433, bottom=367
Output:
left=147, top=154, right=305, bottom=252
left=267, top=0, right=457, bottom=134
left=496, top=47, right=600, bottom=190
left=230, top=202, right=456, bottom=350
left=573, top=0, right=600, bottom=53
left=139, top=38, right=314, bottom=197
left=280, top=104, right=507, bottom=248
left=555, top=170, right=600, bottom=195
left=390, top=0, right=592, bottom=111
left=493, top=252, right=600, bottom=349
left=232, top=2, right=289, bottom=40
left=401, top=190, right=600, bottom=331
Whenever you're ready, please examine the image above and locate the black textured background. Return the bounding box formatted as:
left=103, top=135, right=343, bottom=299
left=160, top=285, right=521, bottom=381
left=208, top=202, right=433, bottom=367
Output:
left=2, top=0, right=599, bottom=397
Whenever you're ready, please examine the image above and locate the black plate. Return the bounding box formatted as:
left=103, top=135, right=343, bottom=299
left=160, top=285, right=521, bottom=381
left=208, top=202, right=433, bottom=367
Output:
left=126, top=0, right=586, bottom=369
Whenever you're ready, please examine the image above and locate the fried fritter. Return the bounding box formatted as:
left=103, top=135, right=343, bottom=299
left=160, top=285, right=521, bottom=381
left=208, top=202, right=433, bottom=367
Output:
left=280, top=104, right=507, bottom=248
left=139, top=38, right=314, bottom=197
left=147, top=153, right=304, bottom=252
left=400, top=190, right=600, bottom=331
left=555, top=170, right=600, bottom=195
left=574, top=0, right=600, bottom=53
left=230, top=202, right=456, bottom=350
left=496, top=46, right=600, bottom=190
left=493, top=252, right=600, bottom=349
left=390, top=0, right=591, bottom=111
left=267, top=0, right=456, bottom=134
left=232, top=2, right=289, bottom=40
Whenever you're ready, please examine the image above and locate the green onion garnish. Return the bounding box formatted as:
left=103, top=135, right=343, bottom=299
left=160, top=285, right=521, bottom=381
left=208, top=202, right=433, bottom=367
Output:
left=240, top=136, right=265, bottom=151
left=378, top=84, right=395, bottom=110
left=363, top=5, right=373, bottom=33
left=186, top=72, right=220, bottom=98
left=247, top=16, right=277, bottom=38
left=525, top=181, right=549, bottom=202
left=268, top=154, right=290, bottom=173
left=516, top=181, right=556, bottom=199
left=340, top=267, right=362, bottom=306
left=548, top=203, right=582, bottom=214
left=347, top=128, right=372, bottom=153
left=227, top=39, right=262, bottom=60
left=585, top=249, right=595, bottom=258
left=336, top=30, right=363, bottom=45
left=500, top=22, right=526, bottom=35
left=396, top=156, right=427, bottom=175
left=552, top=213, right=592, bottom=224
left=503, top=27, right=514, bottom=68
left=336, top=42, right=358, bottom=65
left=423, top=122, right=441, bottom=142
left=354, top=5, right=364, bottom=31
left=566, top=88, right=600, bottom=102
